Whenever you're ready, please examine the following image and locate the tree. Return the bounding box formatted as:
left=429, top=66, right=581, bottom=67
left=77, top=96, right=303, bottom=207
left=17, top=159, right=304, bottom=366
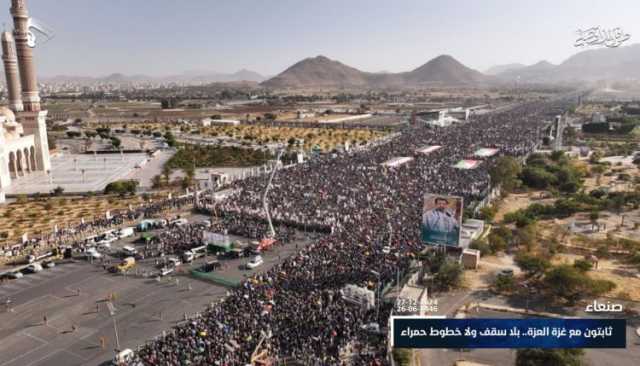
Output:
left=164, top=131, right=177, bottom=147
left=515, top=223, right=537, bottom=250
left=469, top=239, right=491, bottom=256
left=494, top=273, right=516, bottom=293
left=104, top=180, right=138, bottom=196
left=479, top=205, right=497, bottom=222
left=543, top=264, right=615, bottom=305
left=516, top=348, right=584, bottom=366
left=433, top=260, right=463, bottom=291
left=573, top=259, right=593, bottom=272
left=589, top=210, right=600, bottom=231
left=489, top=156, right=522, bottom=191
left=590, top=164, right=607, bottom=183
left=151, top=175, right=163, bottom=189
left=110, top=137, right=121, bottom=149
left=50, top=186, right=64, bottom=196
left=488, top=233, right=507, bottom=253
left=521, top=166, right=557, bottom=189
left=515, top=253, right=550, bottom=278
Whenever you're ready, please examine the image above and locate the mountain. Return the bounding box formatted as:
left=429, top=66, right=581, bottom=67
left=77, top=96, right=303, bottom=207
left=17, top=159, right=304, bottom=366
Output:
left=497, top=60, right=556, bottom=82
left=485, top=63, right=526, bottom=75
left=495, top=43, right=640, bottom=83
left=261, top=55, right=370, bottom=88
left=261, top=54, right=489, bottom=89
left=403, top=55, right=488, bottom=85
left=40, top=69, right=267, bottom=86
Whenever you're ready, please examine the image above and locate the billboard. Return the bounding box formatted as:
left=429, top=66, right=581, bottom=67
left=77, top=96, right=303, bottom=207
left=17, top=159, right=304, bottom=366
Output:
left=421, top=194, right=463, bottom=246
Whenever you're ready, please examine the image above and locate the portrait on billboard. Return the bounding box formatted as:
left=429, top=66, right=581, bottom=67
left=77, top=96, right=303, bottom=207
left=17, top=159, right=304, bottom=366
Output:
left=421, top=194, right=463, bottom=246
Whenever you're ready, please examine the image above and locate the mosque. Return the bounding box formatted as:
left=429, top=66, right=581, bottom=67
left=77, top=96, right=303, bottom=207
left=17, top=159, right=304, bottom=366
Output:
left=0, top=0, right=51, bottom=202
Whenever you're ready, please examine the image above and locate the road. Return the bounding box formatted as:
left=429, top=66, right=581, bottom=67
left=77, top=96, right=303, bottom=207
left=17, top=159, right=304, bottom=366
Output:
left=0, top=215, right=314, bottom=366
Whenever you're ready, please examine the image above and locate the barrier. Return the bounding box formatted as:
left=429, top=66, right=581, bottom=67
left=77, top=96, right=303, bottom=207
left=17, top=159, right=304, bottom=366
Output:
left=190, top=269, right=242, bottom=288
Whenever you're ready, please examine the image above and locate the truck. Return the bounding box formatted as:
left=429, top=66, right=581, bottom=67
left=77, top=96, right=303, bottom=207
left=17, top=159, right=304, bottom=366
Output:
left=250, top=238, right=276, bottom=254
left=115, top=257, right=136, bottom=273
left=182, top=245, right=207, bottom=263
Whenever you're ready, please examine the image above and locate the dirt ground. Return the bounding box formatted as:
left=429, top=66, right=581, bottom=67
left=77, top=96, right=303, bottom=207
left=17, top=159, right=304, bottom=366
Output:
left=463, top=254, right=521, bottom=290
left=493, top=191, right=555, bottom=222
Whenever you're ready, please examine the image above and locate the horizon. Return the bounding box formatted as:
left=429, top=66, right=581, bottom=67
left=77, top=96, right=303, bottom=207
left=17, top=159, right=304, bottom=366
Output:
left=2, top=0, right=639, bottom=78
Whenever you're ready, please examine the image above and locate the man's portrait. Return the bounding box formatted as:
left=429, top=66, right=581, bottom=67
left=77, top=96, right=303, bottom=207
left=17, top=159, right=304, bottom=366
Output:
left=421, top=195, right=462, bottom=246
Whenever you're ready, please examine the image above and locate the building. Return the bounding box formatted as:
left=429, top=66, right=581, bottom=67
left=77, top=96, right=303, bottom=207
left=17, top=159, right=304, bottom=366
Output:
left=0, top=0, right=51, bottom=202
left=200, top=117, right=240, bottom=127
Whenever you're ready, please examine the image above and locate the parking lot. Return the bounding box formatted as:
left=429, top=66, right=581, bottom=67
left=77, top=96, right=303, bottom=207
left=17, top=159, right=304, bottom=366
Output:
left=0, top=215, right=315, bottom=366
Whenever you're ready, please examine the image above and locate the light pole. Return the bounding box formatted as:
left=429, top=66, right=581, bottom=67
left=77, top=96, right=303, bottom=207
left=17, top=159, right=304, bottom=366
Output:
left=263, top=148, right=284, bottom=238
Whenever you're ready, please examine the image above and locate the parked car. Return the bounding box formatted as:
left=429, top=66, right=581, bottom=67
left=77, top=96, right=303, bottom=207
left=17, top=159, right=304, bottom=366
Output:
left=97, top=241, right=112, bottom=251
left=159, top=267, right=174, bottom=276
left=7, top=271, right=23, bottom=279
left=167, top=257, right=181, bottom=267
left=84, top=248, right=103, bottom=260
left=246, top=255, right=264, bottom=269
left=24, top=263, right=43, bottom=273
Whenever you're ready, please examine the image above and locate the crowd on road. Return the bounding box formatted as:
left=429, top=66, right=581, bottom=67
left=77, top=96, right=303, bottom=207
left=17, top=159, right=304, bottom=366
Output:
left=0, top=196, right=195, bottom=263
left=125, top=99, right=573, bottom=365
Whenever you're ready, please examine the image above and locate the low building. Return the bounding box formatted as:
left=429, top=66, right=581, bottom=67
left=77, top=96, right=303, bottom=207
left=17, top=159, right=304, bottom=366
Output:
left=201, top=118, right=240, bottom=126
left=460, top=248, right=481, bottom=269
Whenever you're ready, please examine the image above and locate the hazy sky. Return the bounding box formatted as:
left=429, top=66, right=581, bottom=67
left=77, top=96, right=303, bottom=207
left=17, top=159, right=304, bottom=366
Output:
left=4, top=0, right=638, bottom=77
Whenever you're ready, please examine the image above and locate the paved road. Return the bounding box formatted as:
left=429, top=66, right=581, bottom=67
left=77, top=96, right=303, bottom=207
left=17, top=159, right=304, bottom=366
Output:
left=0, top=260, right=226, bottom=366
left=0, top=215, right=316, bottom=366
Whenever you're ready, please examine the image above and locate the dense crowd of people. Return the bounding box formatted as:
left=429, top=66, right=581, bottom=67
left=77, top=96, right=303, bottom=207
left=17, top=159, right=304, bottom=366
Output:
left=0, top=196, right=195, bottom=262
left=125, top=99, right=574, bottom=365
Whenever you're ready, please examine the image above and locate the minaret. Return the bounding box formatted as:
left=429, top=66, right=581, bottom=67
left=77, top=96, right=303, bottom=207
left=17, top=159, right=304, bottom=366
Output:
left=2, top=32, right=23, bottom=113
left=10, top=0, right=50, bottom=172
left=11, top=0, right=39, bottom=112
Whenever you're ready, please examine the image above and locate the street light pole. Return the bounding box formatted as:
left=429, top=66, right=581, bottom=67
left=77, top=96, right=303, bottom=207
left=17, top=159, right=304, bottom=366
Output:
left=263, top=148, right=284, bottom=238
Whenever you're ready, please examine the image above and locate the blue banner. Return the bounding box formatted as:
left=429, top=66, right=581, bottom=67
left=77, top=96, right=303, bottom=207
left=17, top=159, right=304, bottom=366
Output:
left=393, top=318, right=626, bottom=348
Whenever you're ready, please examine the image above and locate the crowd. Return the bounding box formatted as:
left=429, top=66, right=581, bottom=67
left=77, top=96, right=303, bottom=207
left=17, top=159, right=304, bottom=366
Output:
left=0, top=195, right=195, bottom=261
left=125, top=99, right=574, bottom=365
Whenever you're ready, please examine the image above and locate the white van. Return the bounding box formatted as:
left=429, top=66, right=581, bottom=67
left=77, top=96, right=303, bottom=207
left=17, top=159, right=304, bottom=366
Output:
left=121, top=245, right=137, bottom=257
left=85, top=248, right=103, bottom=260
left=118, top=227, right=135, bottom=239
